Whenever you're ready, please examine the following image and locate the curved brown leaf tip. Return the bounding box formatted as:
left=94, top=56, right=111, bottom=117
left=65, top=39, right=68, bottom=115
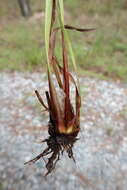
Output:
left=64, top=25, right=96, bottom=32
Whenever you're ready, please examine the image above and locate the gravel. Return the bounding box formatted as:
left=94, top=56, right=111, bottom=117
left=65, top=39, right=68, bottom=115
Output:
left=0, top=72, right=127, bottom=190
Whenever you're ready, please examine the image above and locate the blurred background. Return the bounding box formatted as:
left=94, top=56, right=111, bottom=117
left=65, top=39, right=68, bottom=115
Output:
left=0, top=0, right=127, bottom=81
left=0, top=1, right=127, bottom=190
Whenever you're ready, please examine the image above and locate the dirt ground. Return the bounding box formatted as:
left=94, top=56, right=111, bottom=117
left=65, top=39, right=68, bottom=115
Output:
left=0, top=72, right=127, bottom=190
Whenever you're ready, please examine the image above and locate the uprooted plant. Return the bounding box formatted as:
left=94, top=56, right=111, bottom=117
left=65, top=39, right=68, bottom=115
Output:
left=24, top=0, right=94, bottom=176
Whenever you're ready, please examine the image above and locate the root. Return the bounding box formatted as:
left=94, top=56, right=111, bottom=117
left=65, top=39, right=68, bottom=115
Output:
left=24, top=134, right=77, bottom=176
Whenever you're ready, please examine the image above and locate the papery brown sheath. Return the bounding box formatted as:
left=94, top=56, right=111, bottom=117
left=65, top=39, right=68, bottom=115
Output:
left=24, top=0, right=94, bottom=176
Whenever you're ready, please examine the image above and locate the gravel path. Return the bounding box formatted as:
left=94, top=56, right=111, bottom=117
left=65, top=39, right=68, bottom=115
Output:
left=0, top=72, right=127, bottom=190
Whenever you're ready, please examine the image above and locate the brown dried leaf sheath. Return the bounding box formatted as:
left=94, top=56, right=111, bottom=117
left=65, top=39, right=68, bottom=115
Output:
left=24, top=0, right=93, bottom=176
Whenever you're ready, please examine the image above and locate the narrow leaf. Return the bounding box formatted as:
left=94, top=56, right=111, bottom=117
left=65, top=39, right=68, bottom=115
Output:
left=35, top=90, right=48, bottom=110
left=64, top=25, right=96, bottom=32
left=47, top=70, right=65, bottom=129
left=45, top=0, right=52, bottom=67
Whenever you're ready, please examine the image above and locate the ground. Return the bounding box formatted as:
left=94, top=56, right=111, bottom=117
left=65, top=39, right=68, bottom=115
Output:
left=0, top=72, right=127, bottom=190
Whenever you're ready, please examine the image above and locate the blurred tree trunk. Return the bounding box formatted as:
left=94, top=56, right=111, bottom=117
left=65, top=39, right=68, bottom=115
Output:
left=18, top=0, right=32, bottom=17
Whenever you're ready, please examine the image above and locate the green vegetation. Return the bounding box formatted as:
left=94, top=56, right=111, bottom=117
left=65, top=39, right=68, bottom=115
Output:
left=0, top=0, right=127, bottom=81
left=0, top=21, right=45, bottom=71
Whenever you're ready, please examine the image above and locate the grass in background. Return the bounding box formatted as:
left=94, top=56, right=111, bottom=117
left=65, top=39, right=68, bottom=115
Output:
left=0, top=20, right=46, bottom=71
left=0, top=0, right=127, bottom=81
